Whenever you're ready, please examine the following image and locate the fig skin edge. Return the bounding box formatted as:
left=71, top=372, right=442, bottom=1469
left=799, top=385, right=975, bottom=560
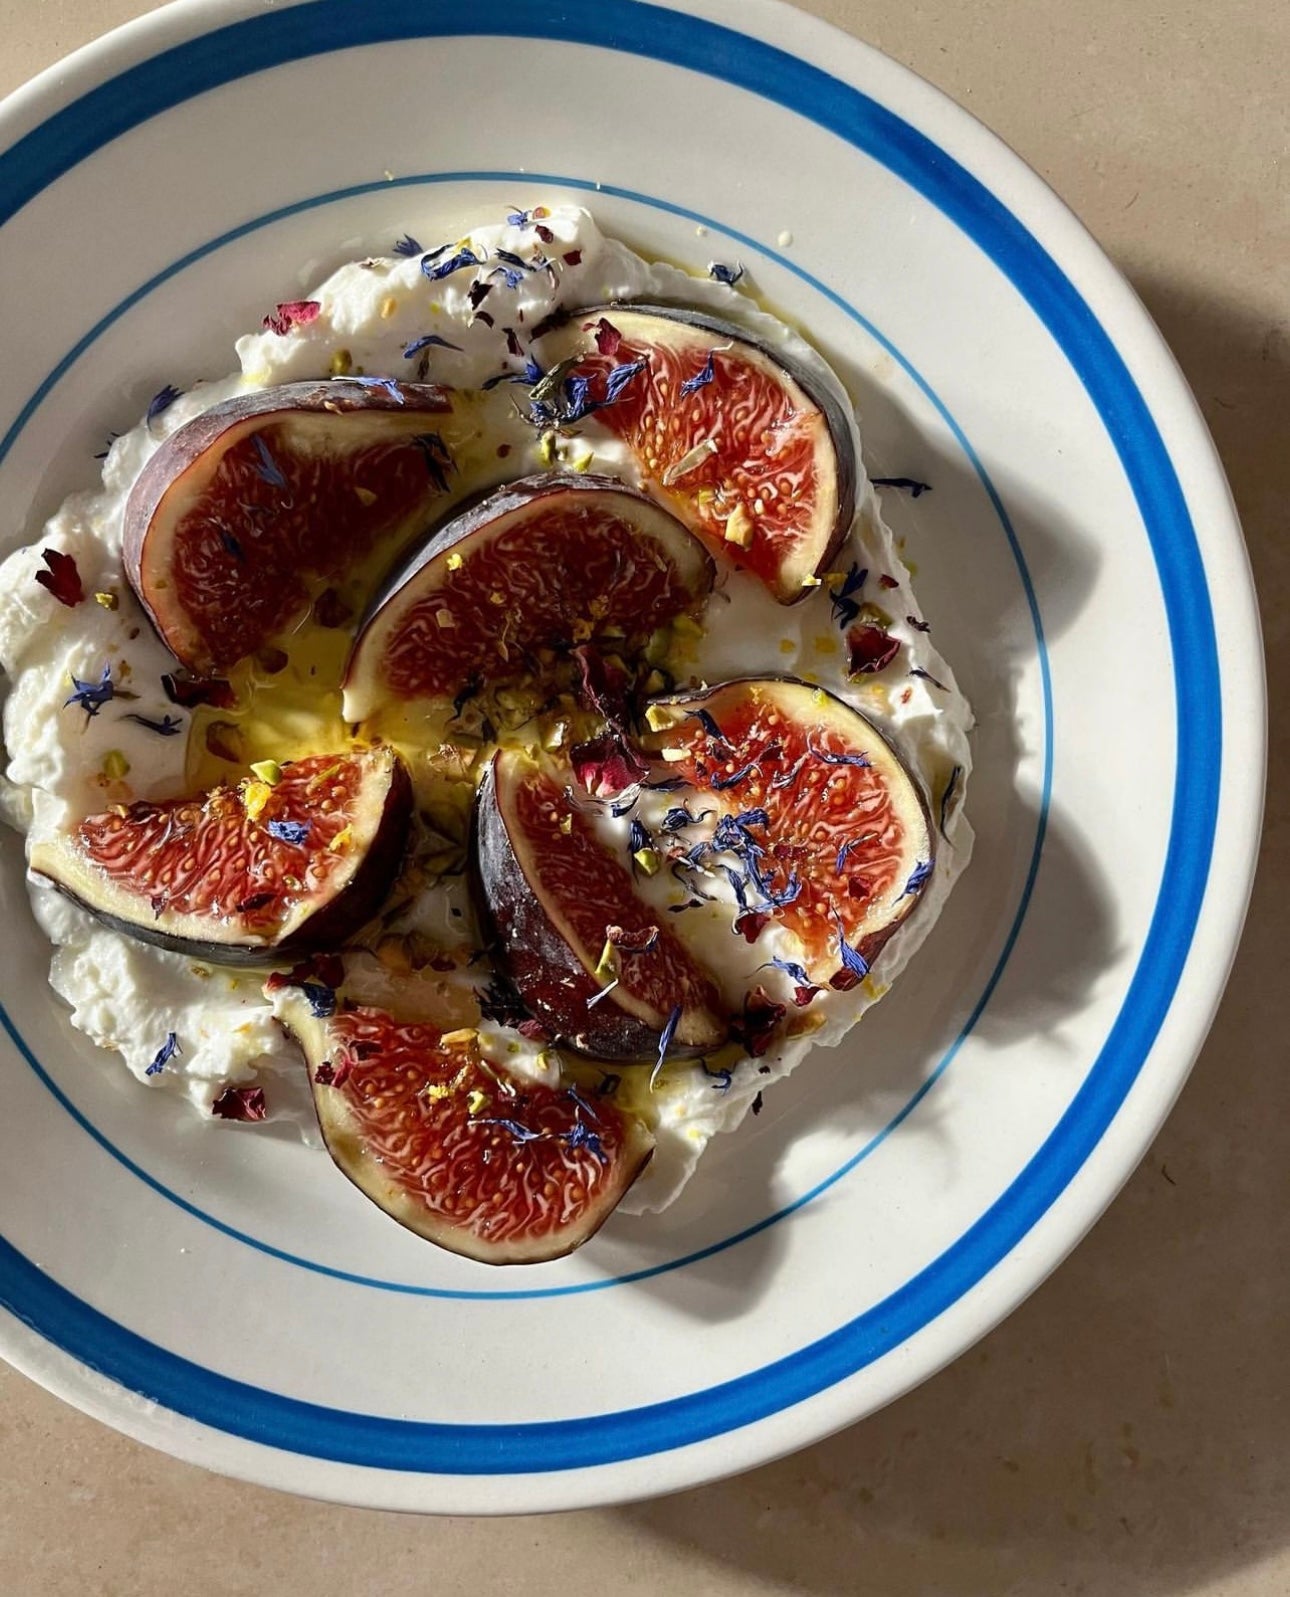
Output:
left=123, top=379, right=454, bottom=673
left=341, top=472, right=714, bottom=721
left=275, top=988, right=656, bottom=1265
left=27, top=749, right=414, bottom=968
left=471, top=753, right=728, bottom=1061
left=533, top=302, right=859, bottom=601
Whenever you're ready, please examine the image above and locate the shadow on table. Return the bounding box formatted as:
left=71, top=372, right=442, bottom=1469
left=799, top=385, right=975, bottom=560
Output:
left=611, top=275, right=1290, bottom=1594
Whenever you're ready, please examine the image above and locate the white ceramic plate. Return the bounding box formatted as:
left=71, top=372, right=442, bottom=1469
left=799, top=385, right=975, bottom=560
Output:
left=0, top=0, right=1263, bottom=1512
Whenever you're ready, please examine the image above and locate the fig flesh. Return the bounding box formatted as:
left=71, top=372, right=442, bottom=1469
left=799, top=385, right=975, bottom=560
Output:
left=124, top=379, right=456, bottom=673
left=273, top=991, right=653, bottom=1264
left=341, top=473, right=713, bottom=722
left=29, top=747, right=411, bottom=965
left=534, top=305, right=856, bottom=601
left=472, top=748, right=727, bottom=1060
left=642, top=677, right=933, bottom=983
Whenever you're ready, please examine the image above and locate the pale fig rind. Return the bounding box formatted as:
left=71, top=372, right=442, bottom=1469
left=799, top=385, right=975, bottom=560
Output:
left=274, top=990, right=655, bottom=1264
left=341, top=472, right=714, bottom=722
left=28, top=747, right=412, bottom=966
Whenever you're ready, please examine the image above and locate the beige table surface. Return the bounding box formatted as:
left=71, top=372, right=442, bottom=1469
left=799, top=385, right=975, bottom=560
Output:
left=0, top=1, right=1285, bottom=1592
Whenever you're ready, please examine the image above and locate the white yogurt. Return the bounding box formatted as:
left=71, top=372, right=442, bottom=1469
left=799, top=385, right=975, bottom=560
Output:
left=0, top=206, right=972, bottom=1207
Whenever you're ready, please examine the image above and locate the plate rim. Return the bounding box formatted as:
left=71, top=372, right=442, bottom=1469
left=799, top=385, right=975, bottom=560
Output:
left=0, top=0, right=1266, bottom=1511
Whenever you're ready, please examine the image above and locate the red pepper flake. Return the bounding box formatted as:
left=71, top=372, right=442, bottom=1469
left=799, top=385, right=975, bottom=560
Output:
left=496, top=442, right=512, bottom=458
left=792, top=985, right=821, bottom=1007
left=262, top=299, right=321, bottom=336
left=846, top=623, right=900, bottom=676
left=750, top=1091, right=765, bottom=1116
left=34, top=548, right=84, bottom=607
left=878, top=573, right=900, bottom=590
left=829, top=967, right=862, bottom=991
left=314, top=1062, right=335, bottom=1085
left=562, top=249, right=583, bottom=266
left=211, top=1085, right=267, bottom=1121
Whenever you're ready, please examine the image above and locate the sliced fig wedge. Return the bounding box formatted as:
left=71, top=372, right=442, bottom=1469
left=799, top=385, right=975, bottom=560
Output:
left=341, top=473, right=713, bottom=722
left=642, top=677, right=933, bottom=984
left=29, top=747, right=411, bottom=965
left=472, top=747, right=727, bottom=1060
left=534, top=305, right=857, bottom=602
left=124, top=379, right=457, bottom=673
left=273, top=993, right=653, bottom=1264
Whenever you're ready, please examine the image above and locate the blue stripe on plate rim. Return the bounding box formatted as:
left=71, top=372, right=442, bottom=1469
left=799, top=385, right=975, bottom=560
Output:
left=0, top=169, right=1051, bottom=1300
left=0, top=0, right=1219, bottom=1474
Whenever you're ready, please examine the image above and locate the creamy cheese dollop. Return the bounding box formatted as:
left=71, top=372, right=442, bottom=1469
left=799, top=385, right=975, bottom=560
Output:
left=0, top=206, right=972, bottom=1210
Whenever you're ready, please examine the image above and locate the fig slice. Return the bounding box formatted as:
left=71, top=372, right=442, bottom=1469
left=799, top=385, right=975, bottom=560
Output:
left=641, top=677, right=933, bottom=984
left=533, top=305, right=857, bottom=602
left=124, top=379, right=457, bottom=674
left=29, top=747, right=411, bottom=966
left=341, top=473, right=713, bottom=722
left=472, top=747, right=727, bottom=1060
left=272, top=993, right=654, bottom=1264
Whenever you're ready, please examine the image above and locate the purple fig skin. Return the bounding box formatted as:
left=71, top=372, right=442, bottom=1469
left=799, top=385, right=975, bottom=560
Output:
left=123, top=379, right=454, bottom=672
left=273, top=988, right=656, bottom=1265
left=28, top=752, right=413, bottom=968
left=532, top=302, right=857, bottom=599
left=470, top=755, right=726, bottom=1062
left=342, top=472, right=714, bottom=719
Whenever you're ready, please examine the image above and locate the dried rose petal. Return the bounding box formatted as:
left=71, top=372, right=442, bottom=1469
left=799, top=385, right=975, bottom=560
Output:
left=846, top=622, right=900, bottom=676
left=734, top=909, right=770, bottom=944
left=571, top=732, right=648, bottom=798
left=211, top=1085, right=267, bottom=1121
left=262, top=299, right=321, bottom=336
left=34, top=548, right=84, bottom=608
left=571, top=643, right=631, bottom=722
left=731, top=985, right=786, bottom=1058
left=582, top=315, right=622, bottom=357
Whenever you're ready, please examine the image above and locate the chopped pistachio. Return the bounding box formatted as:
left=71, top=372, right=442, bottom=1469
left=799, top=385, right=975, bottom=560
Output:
left=723, top=503, right=754, bottom=548
left=593, top=939, right=620, bottom=984
left=671, top=614, right=703, bottom=641
left=644, top=704, right=673, bottom=732
left=94, top=590, right=118, bottom=611
left=434, top=609, right=457, bottom=629
left=329, top=348, right=353, bottom=376
left=466, top=1088, right=489, bottom=1115
left=446, top=551, right=464, bottom=571
left=354, top=485, right=377, bottom=506
left=633, top=847, right=662, bottom=876
left=101, top=749, right=130, bottom=780
left=249, top=759, right=282, bottom=786
left=241, top=779, right=272, bottom=820
left=558, top=812, right=573, bottom=835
